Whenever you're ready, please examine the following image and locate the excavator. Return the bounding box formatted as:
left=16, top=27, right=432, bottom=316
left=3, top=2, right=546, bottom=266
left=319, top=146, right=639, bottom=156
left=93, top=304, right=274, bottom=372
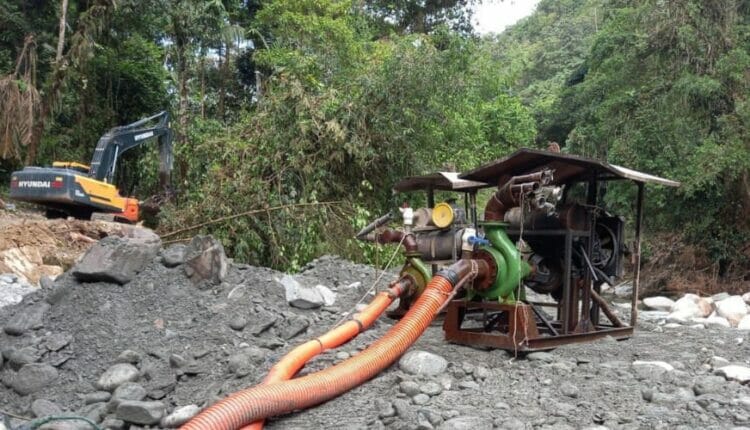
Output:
left=9, top=111, right=173, bottom=223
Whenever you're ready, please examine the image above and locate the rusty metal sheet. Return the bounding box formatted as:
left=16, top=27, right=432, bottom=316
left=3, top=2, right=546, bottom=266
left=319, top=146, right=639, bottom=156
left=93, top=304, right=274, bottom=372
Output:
left=460, top=148, right=680, bottom=187
left=392, top=171, right=489, bottom=193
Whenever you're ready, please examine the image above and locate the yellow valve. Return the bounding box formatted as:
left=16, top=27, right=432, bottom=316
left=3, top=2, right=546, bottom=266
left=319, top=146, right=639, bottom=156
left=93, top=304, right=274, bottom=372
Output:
left=431, top=202, right=454, bottom=228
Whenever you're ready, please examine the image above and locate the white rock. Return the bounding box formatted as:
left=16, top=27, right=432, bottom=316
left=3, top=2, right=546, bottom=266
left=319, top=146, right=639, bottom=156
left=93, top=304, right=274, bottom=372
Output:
left=742, top=292, right=750, bottom=305
left=697, top=297, right=715, bottom=317
left=279, top=275, right=324, bottom=309
left=671, top=295, right=703, bottom=319
left=643, top=296, right=675, bottom=312
left=709, top=356, right=730, bottom=368
left=663, top=323, right=682, bottom=328
left=314, top=285, right=337, bottom=306
left=704, top=316, right=731, bottom=328
left=633, top=361, right=674, bottom=372
left=96, top=363, right=140, bottom=391
left=688, top=324, right=706, bottom=329
left=399, top=350, right=448, bottom=376
left=160, top=404, right=201, bottom=428
left=738, top=315, right=750, bottom=331
left=714, top=365, right=750, bottom=383
left=715, top=296, right=748, bottom=326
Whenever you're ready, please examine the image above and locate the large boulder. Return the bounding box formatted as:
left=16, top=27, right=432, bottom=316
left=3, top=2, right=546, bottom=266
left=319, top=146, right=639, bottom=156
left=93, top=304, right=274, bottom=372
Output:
left=72, top=228, right=161, bottom=284
left=3, top=302, right=49, bottom=335
left=643, top=296, right=675, bottom=312
left=184, top=236, right=227, bottom=285
left=398, top=350, right=448, bottom=376
left=279, top=275, right=324, bottom=309
left=10, top=363, right=59, bottom=395
left=715, top=295, right=748, bottom=326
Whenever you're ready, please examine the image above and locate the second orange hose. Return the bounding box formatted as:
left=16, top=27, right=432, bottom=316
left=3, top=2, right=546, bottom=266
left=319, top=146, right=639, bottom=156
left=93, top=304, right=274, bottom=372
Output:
left=242, top=277, right=410, bottom=430
left=181, top=270, right=461, bottom=430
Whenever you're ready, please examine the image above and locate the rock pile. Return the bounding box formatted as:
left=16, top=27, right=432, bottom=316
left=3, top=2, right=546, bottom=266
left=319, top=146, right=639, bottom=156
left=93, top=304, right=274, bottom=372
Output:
left=643, top=292, right=750, bottom=329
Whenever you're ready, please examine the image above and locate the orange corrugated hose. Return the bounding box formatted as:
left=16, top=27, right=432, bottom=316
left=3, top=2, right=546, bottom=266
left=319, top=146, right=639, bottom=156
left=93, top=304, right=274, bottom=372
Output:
left=241, top=277, right=412, bottom=430
left=181, top=264, right=469, bottom=430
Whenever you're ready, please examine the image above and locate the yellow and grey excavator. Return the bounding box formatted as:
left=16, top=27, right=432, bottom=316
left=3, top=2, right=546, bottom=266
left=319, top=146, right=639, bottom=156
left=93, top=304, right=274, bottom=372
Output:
left=9, top=111, right=173, bottom=223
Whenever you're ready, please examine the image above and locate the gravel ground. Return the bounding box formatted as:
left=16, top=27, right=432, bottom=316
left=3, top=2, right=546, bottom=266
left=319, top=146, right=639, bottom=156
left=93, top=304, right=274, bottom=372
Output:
left=1, top=241, right=749, bottom=430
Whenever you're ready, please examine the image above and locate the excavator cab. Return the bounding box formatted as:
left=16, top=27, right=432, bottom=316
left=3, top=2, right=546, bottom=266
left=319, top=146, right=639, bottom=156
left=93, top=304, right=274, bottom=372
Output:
left=9, top=112, right=173, bottom=223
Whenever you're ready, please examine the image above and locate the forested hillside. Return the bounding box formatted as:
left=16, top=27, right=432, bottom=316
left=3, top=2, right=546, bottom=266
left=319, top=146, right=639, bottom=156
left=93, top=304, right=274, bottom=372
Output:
left=1, top=0, right=748, bottom=281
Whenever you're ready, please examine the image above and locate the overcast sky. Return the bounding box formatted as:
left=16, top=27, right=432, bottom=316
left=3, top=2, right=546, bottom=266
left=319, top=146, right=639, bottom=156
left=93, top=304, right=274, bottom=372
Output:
left=473, top=0, right=541, bottom=34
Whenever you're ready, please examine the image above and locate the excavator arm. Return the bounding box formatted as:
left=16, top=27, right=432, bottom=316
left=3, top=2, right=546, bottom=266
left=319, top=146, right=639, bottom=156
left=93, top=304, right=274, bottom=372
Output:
left=88, top=111, right=174, bottom=190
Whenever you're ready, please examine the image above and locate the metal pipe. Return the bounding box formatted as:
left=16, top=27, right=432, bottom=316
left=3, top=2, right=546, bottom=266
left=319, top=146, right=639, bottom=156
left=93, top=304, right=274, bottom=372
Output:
left=630, top=183, right=644, bottom=327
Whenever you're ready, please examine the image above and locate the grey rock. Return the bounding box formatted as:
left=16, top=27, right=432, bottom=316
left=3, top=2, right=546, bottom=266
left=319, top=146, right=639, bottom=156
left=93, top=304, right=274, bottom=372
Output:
left=39, top=275, right=55, bottom=290
left=694, top=376, right=727, bottom=395
left=73, top=230, right=161, bottom=284
left=161, top=244, right=188, bottom=267
left=112, top=382, right=147, bottom=402
left=10, top=363, right=59, bottom=395
left=398, top=350, right=448, bottom=376
left=393, top=399, right=418, bottom=422
left=280, top=275, right=324, bottom=309
left=116, top=350, right=142, bottom=364
left=115, top=400, right=165, bottom=425
left=419, top=381, right=443, bottom=396
left=278, top=315, right=310, bottom=340
left=502, top=418, right=527, bottom=430
left=96, top=363, right=140, bottom=391
left=526, top=351, right=555, bottom=362
left=4, top=303, right=50, bottom=335
left=45, top=332, right=73, bottom=351
left=78, top=402, right=108, bottom=423
left=184, top=236, right=228, bottom=285
left=227, top=346, right=266, bottom=376
left=160, top=405, right=200, bottom=428
left=374, top=399, right=395, bottom=418
left=247, top=310, right=277, bottom=336
left=400, top=380, right=421, bottom=396
left=6, top=347, right=40, bottom=367
left=458, top=380, right=480, bottom=390
left=473, top=366, right=491, bottom=380
left=84, top=391, right=112, bottom=405
left=413, top=393, right=430, bottom=405
left=418, top=409, right=444, bottom=427
left=101, top=418, right=126, bottom=430
left=560, top=382, right=579, bottom=398
left=229, top=316, right=248, bottom=331
left=169, top=354, right=187, bottom=368
left=31, top=399, right=63, bottom=417
left=438, top=416, right=492, bottom=430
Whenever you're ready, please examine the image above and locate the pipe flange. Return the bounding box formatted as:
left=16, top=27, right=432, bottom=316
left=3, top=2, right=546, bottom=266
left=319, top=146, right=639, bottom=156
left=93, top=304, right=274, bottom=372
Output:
left=471, top=249, right=497, bottom=291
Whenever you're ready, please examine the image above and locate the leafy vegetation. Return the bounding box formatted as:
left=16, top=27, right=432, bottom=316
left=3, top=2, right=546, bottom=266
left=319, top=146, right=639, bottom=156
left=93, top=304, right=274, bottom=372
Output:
left=1, top=0, right=748, bottom=278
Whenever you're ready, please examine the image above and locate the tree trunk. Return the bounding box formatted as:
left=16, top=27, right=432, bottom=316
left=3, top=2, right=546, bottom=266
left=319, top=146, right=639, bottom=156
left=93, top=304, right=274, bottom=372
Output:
left=56, top=0, right=69, bottom=63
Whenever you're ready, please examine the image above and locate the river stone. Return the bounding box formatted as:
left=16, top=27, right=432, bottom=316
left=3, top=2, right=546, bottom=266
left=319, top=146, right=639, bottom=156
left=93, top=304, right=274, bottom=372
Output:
left=96, top=363, right=140, bottom=391
left=693, top=375, right=727, bottom=395
left=116, top=400, right=166, bottom=425
left=399, top=350, right=448, bottom=376
left=112, top=382, right=147, bottom=402
left=184, top=235, right=228, bottom=285
left=280, top=275, right=324, bottom=309
left=715, top=365, right=750, bottom=383
left=4, top=302, right=50, bottom=335
left=715, top=296, right=748, bottom=326
left=738, top=315, right=750, bottom=330
left=643, top=296, right=675, bottom=312
left=31, top=399, right=63, bottom=417
left=161, top=244, right=188, bottom=267
left=438, top=416, right=492, bottom=430
left=11, top=363, right=59, bottom=395
left=72, top=229, right=161, bottom=284
left=160, top=404, right=200, bottom=428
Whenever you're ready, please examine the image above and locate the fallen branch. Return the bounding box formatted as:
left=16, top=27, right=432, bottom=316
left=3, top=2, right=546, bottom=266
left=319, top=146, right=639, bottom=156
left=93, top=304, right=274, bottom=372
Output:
left=160, top=200, right=344, bottom=239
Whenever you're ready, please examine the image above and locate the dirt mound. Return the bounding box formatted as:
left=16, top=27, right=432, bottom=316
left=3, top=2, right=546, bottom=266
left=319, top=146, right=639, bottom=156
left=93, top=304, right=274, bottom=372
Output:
left=0, top=209, right=124, bottom=285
